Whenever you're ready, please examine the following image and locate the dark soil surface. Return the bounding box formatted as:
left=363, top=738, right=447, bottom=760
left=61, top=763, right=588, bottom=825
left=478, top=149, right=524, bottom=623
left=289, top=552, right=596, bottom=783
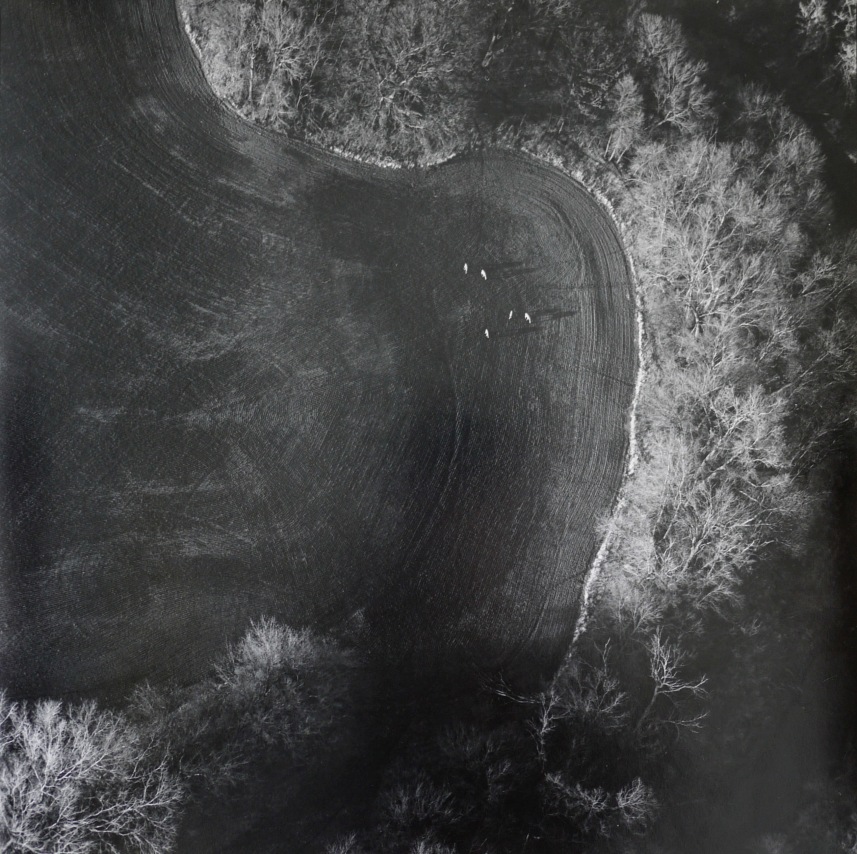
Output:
left=0, top=0, right=636, bottom=700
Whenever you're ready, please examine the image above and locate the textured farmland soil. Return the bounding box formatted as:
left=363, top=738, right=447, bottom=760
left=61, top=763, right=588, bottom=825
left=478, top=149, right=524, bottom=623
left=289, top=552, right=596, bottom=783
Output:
left=0, top=0, right=636, bottom=699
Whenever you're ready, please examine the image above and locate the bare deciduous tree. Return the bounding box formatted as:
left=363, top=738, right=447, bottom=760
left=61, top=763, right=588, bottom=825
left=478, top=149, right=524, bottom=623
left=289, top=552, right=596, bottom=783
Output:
left=634, top=629, right=708, bottom=736
left=133, top=618, right=361, bottom=795
left=606, top=73, right=645, bottom=162
left=0, top=694, right=183, bottom=854
left=616, top=777, right=658, bottom=834
left=635, top=14, right=713, bottom=134
left=330, top=0, right=469, bottom=156
left=249, top=0, right=327, bottom=122
left=378, top=774, right=459, bottom=842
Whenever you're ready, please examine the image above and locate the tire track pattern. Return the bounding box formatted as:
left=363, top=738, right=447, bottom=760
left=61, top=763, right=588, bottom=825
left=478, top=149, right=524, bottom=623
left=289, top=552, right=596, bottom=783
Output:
left=0, top=0, right=636, bottom=697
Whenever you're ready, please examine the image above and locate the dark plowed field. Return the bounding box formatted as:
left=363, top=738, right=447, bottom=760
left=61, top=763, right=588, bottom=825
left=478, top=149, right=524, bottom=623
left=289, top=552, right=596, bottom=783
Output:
left=0, top=0, right=636, bottom=699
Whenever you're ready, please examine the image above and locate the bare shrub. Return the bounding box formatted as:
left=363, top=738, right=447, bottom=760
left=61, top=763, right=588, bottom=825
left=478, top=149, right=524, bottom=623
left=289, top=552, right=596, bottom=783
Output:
left=542, top=772, right=657, bottom=838
left=381, top=776, right=457, bottom=832
left=325, top=832, right=366, bottom=854
left=408, top=838, right=457, bottom=854
left=616, top=776, right=658, bottom=834
left=528, top=0, right=577, bottom=18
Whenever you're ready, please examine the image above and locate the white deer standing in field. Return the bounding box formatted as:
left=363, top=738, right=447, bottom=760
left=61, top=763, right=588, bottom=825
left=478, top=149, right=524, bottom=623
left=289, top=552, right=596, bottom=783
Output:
left=508, top=310, right=513, bottom=320
left=485, top=328, right=490, bottom=338
left=464, top=263, right=468, bottom=273
left=524, top=312, right=532, bottom=324
left=480, top=269, right=487, bottom=280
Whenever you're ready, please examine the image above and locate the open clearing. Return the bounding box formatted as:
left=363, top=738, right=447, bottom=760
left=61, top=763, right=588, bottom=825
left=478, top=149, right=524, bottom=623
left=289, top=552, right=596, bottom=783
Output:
left=0, top=0, right=636, bottom=698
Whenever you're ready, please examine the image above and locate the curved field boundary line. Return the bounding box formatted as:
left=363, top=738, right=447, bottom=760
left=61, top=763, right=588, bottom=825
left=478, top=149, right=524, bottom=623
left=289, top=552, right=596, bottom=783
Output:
left=491, top=144, right=648, bottom=647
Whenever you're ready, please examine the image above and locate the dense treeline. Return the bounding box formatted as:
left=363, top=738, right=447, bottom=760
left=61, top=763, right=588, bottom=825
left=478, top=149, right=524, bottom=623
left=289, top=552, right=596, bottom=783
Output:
left=180, top=0, right=475, bottom=159
left=581, top=12, right=857, bottom=848
left=179, top=0, right=633, bottom=160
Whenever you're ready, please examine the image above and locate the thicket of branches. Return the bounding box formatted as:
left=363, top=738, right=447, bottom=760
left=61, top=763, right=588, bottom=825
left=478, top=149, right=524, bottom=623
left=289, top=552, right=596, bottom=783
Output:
left=0, top=694, right=183, bottom=854
left=325, top=649, right=661, bottom=853
left=131, top=618, right=361, bottom=791
left=181, top=0, right=476, bottom=159
left=180, top=0, right=636, bottom=161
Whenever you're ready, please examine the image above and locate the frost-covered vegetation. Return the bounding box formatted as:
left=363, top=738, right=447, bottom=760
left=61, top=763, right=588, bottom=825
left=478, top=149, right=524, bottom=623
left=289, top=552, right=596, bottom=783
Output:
left=179, top=0, right=632, bottom=161
left=180, top=0, right=476, bottom=160
left=131, top=618, right=360, bottom=792
left=577, top=12, right=857, bottom=848
left=0, top=694, right=182, bottom=853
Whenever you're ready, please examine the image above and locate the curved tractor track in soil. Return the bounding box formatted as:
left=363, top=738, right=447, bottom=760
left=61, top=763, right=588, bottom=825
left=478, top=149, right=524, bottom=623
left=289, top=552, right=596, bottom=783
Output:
left=0, top=0, right=636, bottom=700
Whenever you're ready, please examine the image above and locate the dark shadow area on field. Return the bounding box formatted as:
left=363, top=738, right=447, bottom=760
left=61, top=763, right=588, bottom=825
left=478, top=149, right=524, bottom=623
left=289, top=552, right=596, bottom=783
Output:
left=0, top=328, right=55, bottom=692
left=300, top=161, right=617, bottom=693
left=303, top=171, right=524, bottom=684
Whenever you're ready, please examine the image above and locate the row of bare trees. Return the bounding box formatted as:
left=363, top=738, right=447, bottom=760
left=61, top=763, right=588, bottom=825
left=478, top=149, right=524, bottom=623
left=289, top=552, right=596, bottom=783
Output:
left=577, top=12, right=857, bottom=846
left=182, top=0, right=646, bottom=163
left=182, top=0, right=474, bottom=159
